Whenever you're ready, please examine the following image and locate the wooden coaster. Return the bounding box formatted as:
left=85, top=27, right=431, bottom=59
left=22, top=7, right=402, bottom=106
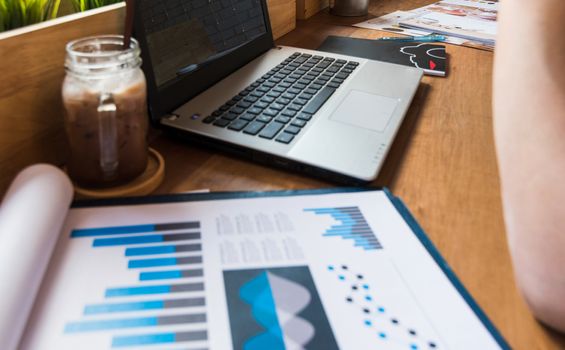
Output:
left=74, top=148, right=165, bottom=199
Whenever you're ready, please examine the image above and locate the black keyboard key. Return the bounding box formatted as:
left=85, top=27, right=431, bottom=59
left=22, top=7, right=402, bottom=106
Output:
left=269, top=77, right=282, bottom=83
left=313, top=55, right=323, bottom=60
left=327, top=82, right=340, bottom=88
left=277, top=98, right=292, bottom=105
left=284, top=125, right=301, bottom=135
left=228, top=119, right=249, bottom=131
left=281, top=109, right=297, bottom=117
left=240, top=113, right=256, bottom=121
left=291, top=73, right=303, bottom=79
left=263, top=108, right=279, bottom=117
left=294, top=83, right=307, bottom=90
left=275, top=116, right=291, bottom=124
left=270, top=103, right=285, bottom=111
left=259, top=121, right=284, bottom=139
left=301, top=54, right=312, bottom=58
left=288, top=104, right=303, bottom=111
left=280, top=82, right=292, bottom=88
left=251, top=82, right=261, bottom=88
left=283, top=92, right=297, bottom=100
left=261, top=96, right=276, bottom=103
left=267, top=91, right=281, bottom=98
left=303, top=86, right=336, bottom=114
left=276, top=132, right=294, bottom=144
left=213, top=119, right=230, bottom=127
left=291, top=119, right=307, bottom=127
left=284, top=77, right=298, bottom=84
left=230, top=107, right=245, bottom=115
left=299, top=92, right=313, bottom=100
left=311, top=68, right=323, bottom=73
left=297, top=112, right=312, bottom=121
left=274, top=73, right=286, bottom=80
left=222, top=112, right=238, bottom=121
left=327, top=67, right=339, bottom=73
left=219, top=104, right=231, bottom=111
left=243, top=121, right=266, bottom=135
left=257, top=86, right=270, bottom=93
left=251, top=90, right=265, bottom=98
left=336, top=59, right=347, bottom=64
left=244, top=95, right=259, bottom=103
left=212, top=110, right=223, bottom=117
left=203, top=115, right=216, bottom=124
left=256, top=115, right=273, bottom=123
left=288, top=88, right=301, bottom=94
left=273, top=86, right=286, bottom=93
left=335, top=72, right=349, bottom=79
left=323, top=57, right=335, bottom=62
left=232, top=95, right=243, bottom=101
left=348, top=61, right=359, bottom=66
left=255, top=101, right=269, bottom=109
left=342, top=68, right=353, bottom=74
left=332, top=77, right=344, bottom=84
left=310, top=83, right=323, bottom=90
left=305, top=88, right=318, bottom=95
left=293, top=98, right=308, bottom=106
left=294, top=57, right=308, bottom=64
left=263, top=81, right=276, bottom=88
left=298, top=79, right=311, bottom=85
left=248, top=107, right=263, bottom=115
left=314, top=79, right=326, bottom=85
left=280, top=69, right=293, bottom=75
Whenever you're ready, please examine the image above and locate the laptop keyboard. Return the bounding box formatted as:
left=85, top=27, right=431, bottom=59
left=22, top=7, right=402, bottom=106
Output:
left=202, top=53, right=359, bottom=144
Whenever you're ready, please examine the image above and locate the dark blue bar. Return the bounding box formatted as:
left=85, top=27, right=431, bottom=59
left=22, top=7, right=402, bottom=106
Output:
left=129, top=258, right=177, bottom=268
left=72, top=224, right=156, bottom=237
left=93, top=235, right=164, bottom=247
left=125, top=245, right=176, bottom=256
left=65, top=316, right=158, bottom=332
left=84, top=300, right=165, bottom=314
left=106, top=285, right=171, bottom=297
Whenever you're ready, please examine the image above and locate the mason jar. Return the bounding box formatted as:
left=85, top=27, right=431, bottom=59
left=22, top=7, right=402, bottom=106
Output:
left=62, top=35, right=149, bottom=188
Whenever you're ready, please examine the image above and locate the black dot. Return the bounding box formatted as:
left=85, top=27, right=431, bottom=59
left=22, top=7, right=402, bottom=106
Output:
left=429, top=342, right=437, bottom=348
left=342, top=265, right=348, bottom=270
left=409, top=329, right=417, bottom=336
left=391, top=318, right=399, bottom=325
left=357, top=274, right=364, bottom=280
left=352, top=285, right=358, bottom=290
left=346, top=297, right=353, bottom=303
left=363, top=308, right=370, bottom=314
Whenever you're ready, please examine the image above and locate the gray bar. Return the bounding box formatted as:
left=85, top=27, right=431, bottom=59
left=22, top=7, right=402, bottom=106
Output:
left=178, top=256, right=203, bottom=264
left=157, top=313, right=207, bottom=325
left=155, top=222, right=200, bottom=231
left=181, top=269, right=204, bottom=278
left=163, top=232, right=201, bottom=242
left=164, top=297, right=206, bottom=309
left=171, top=282, right=205, bottom=293
left=176, top=330, right=208, bottom=342
left=176, top=243, right=202, bottom=252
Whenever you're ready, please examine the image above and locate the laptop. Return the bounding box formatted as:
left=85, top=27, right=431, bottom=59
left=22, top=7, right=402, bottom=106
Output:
left=134, top=0, right=423, bottom=184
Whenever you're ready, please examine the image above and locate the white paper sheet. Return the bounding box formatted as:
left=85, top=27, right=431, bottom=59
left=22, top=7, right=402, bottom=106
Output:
left=20, top=190, right=504, bottom=349
left=0, top=165, right=73, bottom=350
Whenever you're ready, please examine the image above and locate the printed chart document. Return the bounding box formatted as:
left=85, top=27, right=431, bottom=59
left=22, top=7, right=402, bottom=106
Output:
left=0, top=166, right=509, bottom=350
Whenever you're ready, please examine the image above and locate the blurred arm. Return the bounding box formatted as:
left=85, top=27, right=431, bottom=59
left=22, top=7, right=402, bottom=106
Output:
left=493, top=0, right=565, bottom=332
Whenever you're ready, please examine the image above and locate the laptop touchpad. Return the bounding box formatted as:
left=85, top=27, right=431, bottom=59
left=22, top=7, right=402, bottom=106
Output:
left=330, top=90, right=399, bottom=132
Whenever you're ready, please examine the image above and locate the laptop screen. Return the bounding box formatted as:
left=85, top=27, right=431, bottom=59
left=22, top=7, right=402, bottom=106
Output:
left=138, top=0, right=268, bottom=88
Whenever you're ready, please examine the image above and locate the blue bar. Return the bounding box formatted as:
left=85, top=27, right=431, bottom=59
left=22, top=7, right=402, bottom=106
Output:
left=140, top=270, right=183, bottom=281
left=72, top=224, right=156, bottom=237
left=93, top=235, right=164, bottom=247
left=125, top=245, right=176, bottom=256
left=106, top=285, right=171, bottom=297
left=129, top=257, right=177, bottom=268
left=65, top=316, right=158, bottom=332
left=112, top=333, right=176, bottom=347
left=84, top=300, right=165, bottom=314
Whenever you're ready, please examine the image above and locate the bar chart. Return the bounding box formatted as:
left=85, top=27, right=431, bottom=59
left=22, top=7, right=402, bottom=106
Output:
left=66, top=221, right=208, bottom=348
left=304, top=207, right=382, bottom=250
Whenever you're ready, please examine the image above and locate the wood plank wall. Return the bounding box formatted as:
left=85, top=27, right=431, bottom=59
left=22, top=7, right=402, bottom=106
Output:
left=0, top=1, right=295, bottom=195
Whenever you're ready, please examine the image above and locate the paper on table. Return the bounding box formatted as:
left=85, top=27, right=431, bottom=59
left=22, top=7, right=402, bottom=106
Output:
left=0, top=165, right=73, bottom=350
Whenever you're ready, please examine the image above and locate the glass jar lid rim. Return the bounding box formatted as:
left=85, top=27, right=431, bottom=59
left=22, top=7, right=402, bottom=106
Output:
left=66, top=35, right=139, bottom=58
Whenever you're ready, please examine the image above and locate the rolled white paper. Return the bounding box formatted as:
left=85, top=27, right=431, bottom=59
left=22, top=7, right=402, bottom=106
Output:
left=0, top=165, right=73, bottom=350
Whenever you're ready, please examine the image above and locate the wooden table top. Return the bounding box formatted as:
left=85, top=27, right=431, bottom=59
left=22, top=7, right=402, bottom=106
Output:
left=150, top=1, right=565, bottom=348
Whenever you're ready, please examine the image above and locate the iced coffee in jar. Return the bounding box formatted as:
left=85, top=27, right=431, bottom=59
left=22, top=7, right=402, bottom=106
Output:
left=63, top=35, right=148, bottom=187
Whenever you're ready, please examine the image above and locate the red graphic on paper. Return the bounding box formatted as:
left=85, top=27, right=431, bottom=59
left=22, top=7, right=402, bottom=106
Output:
left=429, top=60, right=437, bottom=70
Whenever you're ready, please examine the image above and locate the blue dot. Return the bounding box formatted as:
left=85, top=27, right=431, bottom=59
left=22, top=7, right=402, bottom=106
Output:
left=364, top=320, right=372, bottom=326
left=328, top=265, right=334, bottom=271
left=411, top=344, right=418, bottom=350
left=363, top=284, right=369, bottom=290
left=378, top=307, right=385, bottom=313
left=339, top=275, right=345, bottom=280
left=379, top=332, right=387, bottom=339
left=365, top=295, right=372, bottom=301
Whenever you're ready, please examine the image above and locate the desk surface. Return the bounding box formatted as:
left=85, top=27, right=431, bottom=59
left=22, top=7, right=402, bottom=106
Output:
left=150, top=1, right=565, bottom=348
